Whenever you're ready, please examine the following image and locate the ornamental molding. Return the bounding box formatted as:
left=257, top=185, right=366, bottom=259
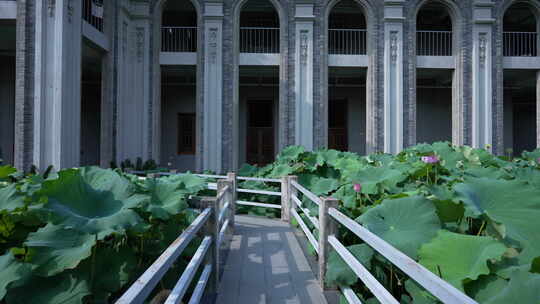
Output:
left=208, top=28, right=218, bottom=64
left=67, top=0, right=74, bottom=23
left=48, top=0, right=56, bottom=17
left=390, top=31, right=398, bottom=64
left=136, top=28, right=145, bottom=63
left=300, top=30, right=309, bottom=65
left=122, top=22, right=128, bottom=56
left=479, top=33, right=487, bottom=67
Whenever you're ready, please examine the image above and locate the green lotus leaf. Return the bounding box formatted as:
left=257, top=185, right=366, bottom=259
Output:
left=513, top=167, right=540, bottom=188
left=0, top=184, right=24, bottom=212
left=38, top=167, right=145, bottom=236
left=0, top=166, right=16, bottom=181
left=357, top=196, right=441, bottom=259
left=311, top=177, right=340, bottom=196
left=418, top=230, right=507, bottom=290
left=347, top=166, right=406, bottom=194
left=326, top=244, right=374, bottom=286
left=24, top=224, right=96, bottom=276
left=238, top=164, right=259, bottom=176
left=142, top=174, right=204, bottom=219
left=0, top=252, right=31, bottom=299
left=269, top=164, right=295, bottom=177
left=403, top=280, right=438, bottom=304
left=276, top=146, right=305, bottom=163
left=318, top=149, right=342, bottom=167
left=333, top=185, right=357, bottom=209
left=5, top=272, right=91, bottom=304
left=468, top=275, right=508, bottom=303
left=480, top=269, right=540, bottom=304
left=304, top=153, right=325, bottom=171
left=454, top=177, right=540, bottom=261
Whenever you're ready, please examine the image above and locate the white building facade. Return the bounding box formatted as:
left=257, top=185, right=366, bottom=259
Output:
left=1, top=0, right=539, bottom=173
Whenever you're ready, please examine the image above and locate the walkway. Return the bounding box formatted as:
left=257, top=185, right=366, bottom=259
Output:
left=217, top=215, right=328, bottom=304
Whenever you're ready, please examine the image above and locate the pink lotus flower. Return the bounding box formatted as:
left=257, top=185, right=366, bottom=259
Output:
left=537, top=157, right=540, bottom=164
left=353, top=183, right=362, bottom=193
left=421, top=155, right=439, bottom=164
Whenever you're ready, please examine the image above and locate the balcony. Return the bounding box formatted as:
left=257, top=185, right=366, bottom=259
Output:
left=162, top=27, right=197, bottom=52
left=503, top=32, right=538, bottom=57
left=240, top=27, right=280, bottom=54
left=83, top=0, right=103, bottom=32
left=416, top=31, right=452, bottom=56
left=328, top=29, right=367, bottom=55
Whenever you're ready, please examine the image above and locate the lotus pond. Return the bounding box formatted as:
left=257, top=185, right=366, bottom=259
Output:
left=236, top=142, right=540, bottom=304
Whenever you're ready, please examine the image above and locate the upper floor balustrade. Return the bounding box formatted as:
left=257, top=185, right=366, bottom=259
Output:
left=416, top=30, right=452, bottom=56
left=328, top=29, right=367, bottom=55
left=162, top=26, right=197, bottom=52
left=240, top=27, right=280, bottom=54
left=83, top=0, right=104, bottom=32
left=503, top=32, right=538, bottom=57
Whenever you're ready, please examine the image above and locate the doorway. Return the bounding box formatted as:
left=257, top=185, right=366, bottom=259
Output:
left=246, top=100, right=275, bottom=165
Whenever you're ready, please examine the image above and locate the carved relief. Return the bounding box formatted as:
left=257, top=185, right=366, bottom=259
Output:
left=300, top=30, right=309, bottom=65
left=48, top=0, right=56, bottom=17
left=122, top=22, right=128, bottom=56
left=479, top=33, right=487, bottom=67
left=208, top=28, right=218, bottom=64
left=390, top=31, right=398, bottom=64
left=136, top=28, right=145, bottom=63
left=67, top=0, right=74, bottom=23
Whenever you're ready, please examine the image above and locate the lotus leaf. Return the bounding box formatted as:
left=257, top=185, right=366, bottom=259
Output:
left=0, top=185, right=24, bottom=212
left=0, top=252, right=31, bottom=299
left=24, top=224, right=96, bottom=276
left=418, top=230, right=507, bottom=290
left=347, top=166, right=406, bottom=194
left=357, top=196, right=441, bottom=259
left=38, top=167, right=145, bottom=236
left=480, top=269, right=540, bottom=304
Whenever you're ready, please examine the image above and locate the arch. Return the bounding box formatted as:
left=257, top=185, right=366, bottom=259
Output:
left=320, top=0, right=379, bottom=153
left=230, top=0, right=288, bottom=169
left=150, top=0, right=204, bottom=169
left=500, top=0, right=540, bottom=24
left=406, top=0, right=466, bottom=147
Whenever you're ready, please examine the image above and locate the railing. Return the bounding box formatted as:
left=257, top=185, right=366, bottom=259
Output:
left=240, top=27, right=280, bottom=53
left=83, top=0, right=104, bottom=32
left=503, top=31, right=538, bottom=57
left=417, top=30, right=452, bottom=56
left=328, top=29, right=367, bottom=55
left=116, top=175, right=235, bottom=304
left=162, top=27, right=198, bottom=52
left=123, top=171, right=477, bottom=304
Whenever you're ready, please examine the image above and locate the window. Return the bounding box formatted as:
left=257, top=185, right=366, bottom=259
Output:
left=177, top=113, right=196, bottom=154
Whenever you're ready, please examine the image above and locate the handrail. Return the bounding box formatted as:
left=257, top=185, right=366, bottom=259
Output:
left=291, top=180, right=322, bottom=205
left=115, top=208, right=211, bottom=303
left=328, top=207, right=478, bottom=304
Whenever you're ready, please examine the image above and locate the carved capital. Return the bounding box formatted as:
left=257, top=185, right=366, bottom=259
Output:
left=300, top=30, right=309, bottom=65
left=390, top=31, right=398, bottom=64
left=479, top=33, right=487, bottom=67
left=48, top=0, right=56, bottom=17
left=136, top=28, right=145, bottom=63
left=208, top=28, right=218, bottom=64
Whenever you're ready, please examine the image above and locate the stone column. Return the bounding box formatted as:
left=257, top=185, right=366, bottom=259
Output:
left=203, top=1, right=224, bottom=172
left=383, top=1, right=404, bottom=154
left=472, top=1, right=495, bottom=152
left=294, top=3, right=315, bottom=150
left=32, top=0, right=82, bottom=170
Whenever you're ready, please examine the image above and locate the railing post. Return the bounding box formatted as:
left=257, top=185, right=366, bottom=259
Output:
left=318, top=197, right=339, bottom=290
left=227, top=172, right=237, bottom=230
left=281, top=175, right=297, bottom=222
left=200, top=197, right=219, bottom=295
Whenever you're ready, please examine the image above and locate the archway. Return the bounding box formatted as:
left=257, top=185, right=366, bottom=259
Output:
left=0, top=21, right=15, bottom=165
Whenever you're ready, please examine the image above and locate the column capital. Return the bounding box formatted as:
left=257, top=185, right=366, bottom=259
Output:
left=295, top=3, right=314, bottom=20
left=203, top=2, right=224, bottom=19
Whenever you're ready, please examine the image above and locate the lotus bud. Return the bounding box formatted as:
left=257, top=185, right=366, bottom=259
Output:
left=421, top=155, right=439, bottom=164
left=537, top=157, right=540, bottom=164
left=353, top=183, right=362, bottom=193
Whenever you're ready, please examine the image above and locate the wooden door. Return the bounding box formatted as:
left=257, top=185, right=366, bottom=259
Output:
left=328, top=99, right=348, bottom=151
left=247, top=100, right=275, bottom=165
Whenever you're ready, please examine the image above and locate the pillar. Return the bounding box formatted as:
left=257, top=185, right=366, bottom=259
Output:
left=383, top=1, right=404, bottom=154
left=32, top=0, right=82, bottom=170
left=203, top=1, right=223, bottom=172
left=294, top=3, right=315, bottom=150
left=472, top=0, right=495, bottom=151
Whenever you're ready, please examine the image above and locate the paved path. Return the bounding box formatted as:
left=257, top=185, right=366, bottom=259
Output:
left=217, top=215, right=328, bottom=304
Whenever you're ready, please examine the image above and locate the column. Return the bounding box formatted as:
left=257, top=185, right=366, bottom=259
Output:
left=203, top=1, right=224, bottom=172
left=33, top=0, right=82, bottom=170
left=383, top=1, right=404, bottom=154
left=115, top=2, right=153, bottom=164
left=294, top=3, right=315, bottom=150
left=472, top=0, right=495, bottom=151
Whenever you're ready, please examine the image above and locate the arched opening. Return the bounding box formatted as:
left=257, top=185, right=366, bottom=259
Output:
left=503, top=2, right=539, bottom=155
left=238, top=0, right=280, bottom=166
left=503, top=2, right=538, bottom=57
left=0, top=20, right=16, bottom=165
left=415, top=2, right=454, bottom=144
left=160, top=0, right=199, bottom=171
left=327, top=0, right=367, bottom=154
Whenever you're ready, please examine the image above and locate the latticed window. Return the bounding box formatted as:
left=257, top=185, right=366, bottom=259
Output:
left=177, top=113, right=196, bottom=154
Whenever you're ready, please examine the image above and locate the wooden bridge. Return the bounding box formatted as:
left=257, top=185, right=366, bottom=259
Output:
left=115, top=173, right=478, bottom=304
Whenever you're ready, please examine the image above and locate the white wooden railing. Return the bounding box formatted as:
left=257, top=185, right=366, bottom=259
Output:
left=120, top=171, right=478, bottom=304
